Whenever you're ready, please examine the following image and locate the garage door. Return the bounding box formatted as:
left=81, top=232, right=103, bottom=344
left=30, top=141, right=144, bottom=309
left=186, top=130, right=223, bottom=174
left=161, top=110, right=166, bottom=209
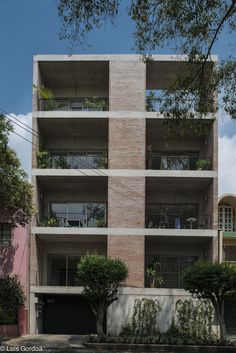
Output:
left=43, top=295, right=97, bottom=334
left=225, top=298, right=236, bottom=336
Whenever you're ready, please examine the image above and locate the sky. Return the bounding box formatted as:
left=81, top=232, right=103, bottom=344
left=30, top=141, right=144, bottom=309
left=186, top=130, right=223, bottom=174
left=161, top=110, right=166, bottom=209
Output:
left=0, top=0, right=235, bottom=196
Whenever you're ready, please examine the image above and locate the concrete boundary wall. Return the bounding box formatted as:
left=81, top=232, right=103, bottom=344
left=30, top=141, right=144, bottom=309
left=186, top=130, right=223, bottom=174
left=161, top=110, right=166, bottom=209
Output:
left=107, top=288, right=193, bottom=334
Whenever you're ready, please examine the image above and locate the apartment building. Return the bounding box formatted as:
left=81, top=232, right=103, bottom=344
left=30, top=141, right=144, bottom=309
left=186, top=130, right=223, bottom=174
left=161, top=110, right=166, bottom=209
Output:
left=218, top=194, right=236, bottom=335
left=30, top=54, right=218, bottom=334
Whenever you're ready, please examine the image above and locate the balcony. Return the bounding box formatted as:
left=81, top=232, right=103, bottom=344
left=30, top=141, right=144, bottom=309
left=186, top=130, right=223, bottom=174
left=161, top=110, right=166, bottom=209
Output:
left=146, top=213, right=211, bottom=230
left=47, top=269, right=78, bottom=286
left=146, top=153, right=211, bottom=171
left=38, top=97, right=109, bottom=112
left=38, top=203, right=107, bottom=228
left=37, top=151, right=108, bottom=169
left=146, top=204, right=211, bottom=229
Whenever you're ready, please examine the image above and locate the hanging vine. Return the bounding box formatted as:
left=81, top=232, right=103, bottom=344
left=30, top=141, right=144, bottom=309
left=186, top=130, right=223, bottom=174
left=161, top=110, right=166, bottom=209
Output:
left=120, top=298, right=161, bottom=339
left=175, top=299, right=217, bottom=344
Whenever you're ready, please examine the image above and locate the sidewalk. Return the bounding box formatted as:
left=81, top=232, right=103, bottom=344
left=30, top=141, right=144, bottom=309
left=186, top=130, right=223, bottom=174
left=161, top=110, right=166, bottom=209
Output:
left=3, top=334, right=89, bottom=352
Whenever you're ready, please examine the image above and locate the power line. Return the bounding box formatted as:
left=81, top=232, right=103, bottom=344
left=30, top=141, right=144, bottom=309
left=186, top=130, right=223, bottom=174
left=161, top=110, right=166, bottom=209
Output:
left=0, top=20, right=34, bottom=55
left=1, top=109, right=144, bottom=206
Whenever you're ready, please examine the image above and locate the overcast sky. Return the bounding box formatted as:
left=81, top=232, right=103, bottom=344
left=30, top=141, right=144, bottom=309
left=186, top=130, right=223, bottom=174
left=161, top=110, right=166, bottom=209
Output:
left=1, top=0, right=236, bottom=196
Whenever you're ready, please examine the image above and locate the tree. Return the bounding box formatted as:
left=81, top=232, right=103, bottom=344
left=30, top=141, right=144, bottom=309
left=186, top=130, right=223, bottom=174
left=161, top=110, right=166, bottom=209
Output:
left=0, top=114, right=33, bottom=227
left=77, top=253, right=128, bottom=340
left=183, top=262, right=236, bottom=343
left=56, top=0, right=236, bottom=123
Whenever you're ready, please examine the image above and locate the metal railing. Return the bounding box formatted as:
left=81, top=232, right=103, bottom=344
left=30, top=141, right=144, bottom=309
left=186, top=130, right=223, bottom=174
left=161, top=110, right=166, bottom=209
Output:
left=146, top=96, right=214, bottom=113
left=146, top=154, right=212, bottom=170
left=38, top=212, right=106, bottom=228
left=38, top=97, right=109, bottom=111
left=38, top=152, right=108, bottom=169
left=47, top=270, right=81, bottom=286
left=145, top=214, right=211, bottom=229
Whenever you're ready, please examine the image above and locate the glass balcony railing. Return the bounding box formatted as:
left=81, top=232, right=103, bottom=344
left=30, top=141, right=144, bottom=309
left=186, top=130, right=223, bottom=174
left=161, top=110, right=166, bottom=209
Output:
left=146, top=154, right=212, bottom=171
left=145, top=213, right=211, bottom=229
left=38, top=97, right=108, bottom=111
left=37, top=151, right=108, bottom=169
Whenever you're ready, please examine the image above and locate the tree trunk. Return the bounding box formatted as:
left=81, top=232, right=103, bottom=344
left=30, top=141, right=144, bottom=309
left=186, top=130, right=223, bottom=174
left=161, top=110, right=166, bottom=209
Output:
left=218, top=304, right=227, bottom=343
left=95, top=302, right=105, bottom=341
left=214, top=300, right=227, bottom=343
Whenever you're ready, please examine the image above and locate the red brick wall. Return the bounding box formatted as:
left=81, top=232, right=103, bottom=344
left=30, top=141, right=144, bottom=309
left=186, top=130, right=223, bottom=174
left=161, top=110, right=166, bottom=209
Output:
left=108, top=118, right=146, bottom=169
left=108, top=235, right=145, bottom=287
left=108, top=177, right=145, bottom=228
left=109, top=61, right=146, bottom=111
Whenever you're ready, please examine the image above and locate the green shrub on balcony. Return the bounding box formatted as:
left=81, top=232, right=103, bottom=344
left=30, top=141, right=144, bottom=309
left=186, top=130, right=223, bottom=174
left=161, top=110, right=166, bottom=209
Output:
left=84, top=97, right=106, bottom=110
left=196, top=159, right=211, bottom=170
left=34, top=85, right=56, bottom=111
left=37, top=150, right=51, bottom=168
left=39, top=216, right=60, bottom=227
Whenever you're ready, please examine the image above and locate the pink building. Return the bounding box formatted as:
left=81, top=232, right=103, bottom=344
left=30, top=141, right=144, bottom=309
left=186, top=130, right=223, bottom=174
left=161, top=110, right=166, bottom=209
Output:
left=0, top=223, right=29, bottom=335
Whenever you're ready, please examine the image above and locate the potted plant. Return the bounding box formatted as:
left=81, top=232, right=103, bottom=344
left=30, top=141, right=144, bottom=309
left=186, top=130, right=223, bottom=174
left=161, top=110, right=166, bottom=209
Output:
left=96, top=218, right=106, bottom=227
left=84, top=97, right=106, bottom=110
left=39, top=215, right=60, bottom=227
left=37, top=150, right=51, bottom=168
left=196, top=159, right=211, bottom=170
left=33, top=84, right=55, bottom=110
left=97, top=157, right=107, bottom=169
left=146, top=259, right=163, bottom=288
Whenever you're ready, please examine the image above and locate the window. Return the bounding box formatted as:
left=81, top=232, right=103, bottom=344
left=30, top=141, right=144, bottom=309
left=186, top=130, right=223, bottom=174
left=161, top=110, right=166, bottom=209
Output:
left=146, top=256, right=197, bottom=288
left=47, top=255, right=81, bottom=286
left=0, top=224, right=11, bottom=246
left=218, top=203, right=234, bottom=231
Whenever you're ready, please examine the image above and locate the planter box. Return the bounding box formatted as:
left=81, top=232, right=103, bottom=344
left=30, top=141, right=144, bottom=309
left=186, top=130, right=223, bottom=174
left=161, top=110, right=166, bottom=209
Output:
left=85, top=343, right=236, bottom=353
left=0, top=325, right=18, bottom=337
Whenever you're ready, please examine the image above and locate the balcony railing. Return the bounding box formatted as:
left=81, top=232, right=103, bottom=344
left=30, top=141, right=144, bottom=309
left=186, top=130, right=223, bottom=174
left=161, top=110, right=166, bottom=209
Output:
left=146, top=154, right=212, bottom=170
left=146, top=214, right=211, bottom=229
left=37, top=152, right=108, bottom=169
left=47, top=269, right=80, bottom=286
left=38, top=97, right=109, bottom=111
left=146, top=96, right=213, bottom=113
left=38, top=212, right=106, bottom=228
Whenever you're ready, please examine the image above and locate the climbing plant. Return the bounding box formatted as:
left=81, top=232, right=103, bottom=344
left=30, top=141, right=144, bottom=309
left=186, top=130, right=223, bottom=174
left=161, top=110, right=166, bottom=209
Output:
left=120, top=298, right=161, bottom=338
left=175, top=299, right=216, bottom=344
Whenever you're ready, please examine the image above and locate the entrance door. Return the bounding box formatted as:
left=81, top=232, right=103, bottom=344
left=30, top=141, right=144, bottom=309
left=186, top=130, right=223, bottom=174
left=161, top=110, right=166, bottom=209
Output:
left=43, top=295, right=96, bottom=334
left=224, top=298, right=236, bottom=336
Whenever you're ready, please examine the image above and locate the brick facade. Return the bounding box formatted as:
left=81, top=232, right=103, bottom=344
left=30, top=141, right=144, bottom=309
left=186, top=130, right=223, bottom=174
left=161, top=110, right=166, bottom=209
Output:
left=108, top=118, right=146, bottom=169
left=108, top=235, right=145, bottom=287
left=109, top=61, right=146, bottom=111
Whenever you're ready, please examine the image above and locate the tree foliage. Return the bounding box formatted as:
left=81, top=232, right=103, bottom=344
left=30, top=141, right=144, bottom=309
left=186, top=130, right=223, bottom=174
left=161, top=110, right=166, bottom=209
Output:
left=0, top=114, right=33, bottom=226
left=0, top=275, right=25, bottom=325
left=183, top=262, right=236, bottom=343
left=77, top=253, right=128, bottom=339
left=56, top=0, right=236, bottom=122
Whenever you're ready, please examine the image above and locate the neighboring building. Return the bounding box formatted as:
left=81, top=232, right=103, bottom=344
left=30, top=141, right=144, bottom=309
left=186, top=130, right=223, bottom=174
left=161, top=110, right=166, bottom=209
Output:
left=0, top=223, right=29, bottom=334
left=30, top=54, right=218, bottom=334
left=218, top=194, right=236, bottom=336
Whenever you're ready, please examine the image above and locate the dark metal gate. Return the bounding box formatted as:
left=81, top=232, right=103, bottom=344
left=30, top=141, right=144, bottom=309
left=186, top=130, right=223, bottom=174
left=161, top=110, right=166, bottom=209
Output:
left=43, top=295, right=97, bottom=334
left=224, top=298, right=236, bottom=336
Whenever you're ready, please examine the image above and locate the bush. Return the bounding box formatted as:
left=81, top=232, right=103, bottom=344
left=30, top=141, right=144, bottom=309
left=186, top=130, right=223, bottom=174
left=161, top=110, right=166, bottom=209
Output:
left=0, top=276, right=25, bottom=325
